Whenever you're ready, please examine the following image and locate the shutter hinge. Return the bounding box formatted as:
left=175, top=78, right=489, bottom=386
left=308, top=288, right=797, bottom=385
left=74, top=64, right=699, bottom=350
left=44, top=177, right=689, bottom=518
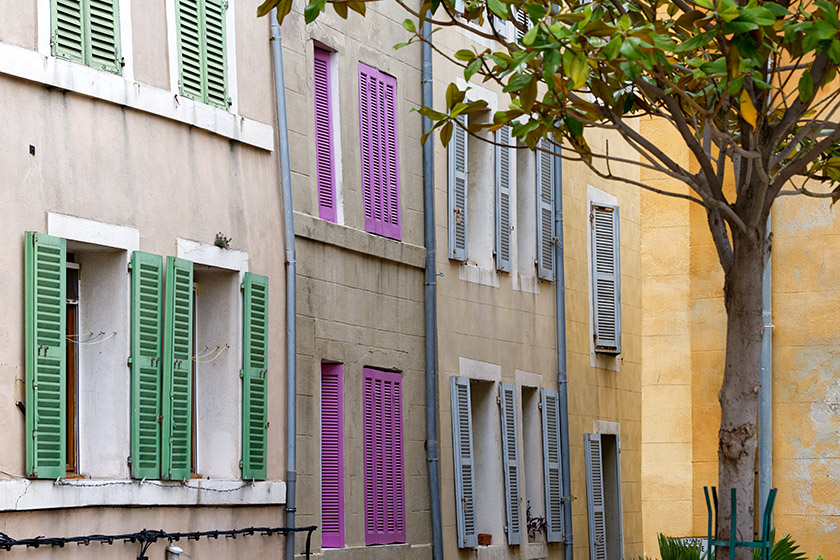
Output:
left=127, top=356, right=133, bottom=367
left=239, top=460, right=243, bottom=469
left=127, top=261, right=132, bottom=272
left=127, top=455, right=132, bottom=466
left=240, top=369, right=244, bottom=378
left=496, top=394, right=501, bottom=405
left=240, top=283, right=245, bottom=291
left=538, top=401, right=543, bottom=410
left=560, top=495, right=577, bottom=502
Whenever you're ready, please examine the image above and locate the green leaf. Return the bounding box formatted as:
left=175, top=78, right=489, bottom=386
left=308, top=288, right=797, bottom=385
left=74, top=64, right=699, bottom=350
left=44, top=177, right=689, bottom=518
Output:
left=522, top=24, right=538, bottom=46
left=454, top=49, right=474, bottom=62
left=503, top=74, right=533, bottom=93
left=569, top=52, right=588, bottom=89
left=439, top=121, right=454, bottom=147
left=603, top=36, right=621, bottom=61
left=564, top=115, right=583, bottom=136
left=402, top=19, right=416, bottom=33
left=418, top=106, right=447, bottom=120
left=304, top=0, right=327, bottom=25
left=799, top=70, right=814, bottom=102
left=465, top=58, right=482, bottom=81
left=257, top=0, right=280, bottom=18
left=446, top=82, right=466, bottom=108
left=333, top=2, right=348, bottom=18
left=347, top=1, right=366, bottom=16
left=521, top=79, right=537, bottom=112
left=487, top=0, right=507, bottom=19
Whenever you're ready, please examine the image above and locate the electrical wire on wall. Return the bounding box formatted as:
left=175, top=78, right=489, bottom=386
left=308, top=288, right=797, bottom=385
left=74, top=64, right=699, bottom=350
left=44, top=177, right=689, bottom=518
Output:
left=0, top=525, right=317, bottom=560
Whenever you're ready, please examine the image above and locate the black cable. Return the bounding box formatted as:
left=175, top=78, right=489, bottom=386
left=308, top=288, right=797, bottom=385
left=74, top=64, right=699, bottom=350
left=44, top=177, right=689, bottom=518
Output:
left=0, top=525, right=317, bottom=559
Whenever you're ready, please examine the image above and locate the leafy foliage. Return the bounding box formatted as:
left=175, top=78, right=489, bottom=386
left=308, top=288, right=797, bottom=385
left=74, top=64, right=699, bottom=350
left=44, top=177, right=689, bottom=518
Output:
left=752, top=534, right=807, bottom=560
left=658, top=534, right=707, bottom=560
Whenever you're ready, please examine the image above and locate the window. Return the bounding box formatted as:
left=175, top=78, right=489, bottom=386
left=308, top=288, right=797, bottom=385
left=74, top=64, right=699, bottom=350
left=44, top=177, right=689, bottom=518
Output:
left=175, top=0, right=229, bottom=109
left=314, top=48, right=337, bottom=222
left=50, top=0, right=122, bottom=74
left=362, top=368, right=405, bottom=545
left=450, top=377, right=565, bottom=549
left=25, top=232, right=129, bottom=479
left=321, top=364, right=345, bottom=548
left=590, top=202, right=621, bottom=354
left=448, top=114, right=468, bottom=261
left=585, top=433, right=623, bottom=560
left=359, top=63, right=401, bottom=240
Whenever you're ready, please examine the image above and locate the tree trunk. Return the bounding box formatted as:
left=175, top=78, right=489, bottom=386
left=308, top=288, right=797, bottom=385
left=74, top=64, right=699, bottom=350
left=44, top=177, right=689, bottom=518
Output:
left=717, top=225, right=766, bottom=560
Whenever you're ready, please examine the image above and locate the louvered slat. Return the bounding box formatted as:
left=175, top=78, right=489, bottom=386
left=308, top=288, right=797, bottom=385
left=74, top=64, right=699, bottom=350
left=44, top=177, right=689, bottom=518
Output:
left=541, top=389, right=565, bottom=541
left=450, top=377, right=478, bottom=548
left=51, top=0, right=85, bottom=64
left=25, top=233, right=67, bottom=479
left=130, top=252, right=164, bottom=479
left=86, top=0, right=120, bottom=74
left=586, top=433, right=607, bottom=560
left=204, top=0, right=228, bottom=108
left=321, top=364, right=344, bottom=547
left=499, top=383, right=521, bottom=545
left=242, top=272, right=269, bottom=480
left=314, top=49, right=337, bottom=222
left=536, top=138, right=556, bottom=280
left=591, top=203, right=621, bottom=353
left=176, top=0, right=206, bottom=102
left=360, top=67, right=375, bottom=231
left=495, top=125, right=513, bottom=272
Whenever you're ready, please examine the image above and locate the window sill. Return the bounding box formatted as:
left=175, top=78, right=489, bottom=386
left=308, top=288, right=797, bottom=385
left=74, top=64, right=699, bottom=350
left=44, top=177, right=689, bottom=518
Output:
left=293, top=212, right=425, bottom=269
left=0, top=478, right=286, bottom=511
left=0, top=41, right=274, bottom=151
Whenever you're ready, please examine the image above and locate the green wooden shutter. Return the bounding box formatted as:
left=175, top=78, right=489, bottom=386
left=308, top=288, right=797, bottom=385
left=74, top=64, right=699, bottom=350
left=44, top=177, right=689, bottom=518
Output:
left=25, top=232, right=67, bottom=479
left=161, top=257, right=194, bottom=481
left=130, top=251, right=164, bottom=479
left=203, top=0, right=229, bottom=109
left=176, top=0, right=228, bottom=108
left=86, top=0, right=121, bottom=74
left=51, top=0, right=85, bottom=64
left=176, top=0, right=205, bottom=102
left=242, top=272, right=269, bottom=480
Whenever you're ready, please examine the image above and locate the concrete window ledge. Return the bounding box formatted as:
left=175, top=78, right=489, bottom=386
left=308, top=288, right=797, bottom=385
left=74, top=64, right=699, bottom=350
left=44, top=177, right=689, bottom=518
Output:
left=0, top=479, right=286, bottom=511
left=321, top=543, right=430, bottom=560
left=293, top=211, right=426, bottom=269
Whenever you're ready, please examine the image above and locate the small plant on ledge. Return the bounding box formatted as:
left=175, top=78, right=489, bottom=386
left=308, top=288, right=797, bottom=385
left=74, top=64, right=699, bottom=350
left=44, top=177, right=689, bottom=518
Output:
left=526, top=501, right=546, bottom=541
left=214, top=232, right=232, bottom=250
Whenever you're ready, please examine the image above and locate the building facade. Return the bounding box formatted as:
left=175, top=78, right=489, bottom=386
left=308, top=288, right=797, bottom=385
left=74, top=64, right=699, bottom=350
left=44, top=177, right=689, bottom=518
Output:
left=280, top=3, right=432, bottom=560
left=0, top=1, right=289, bottom=558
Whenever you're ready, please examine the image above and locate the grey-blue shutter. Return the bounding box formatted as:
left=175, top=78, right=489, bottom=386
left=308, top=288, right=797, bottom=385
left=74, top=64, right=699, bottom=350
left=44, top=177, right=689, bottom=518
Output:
left=498, top=382, right=521, bottom=545
left=590, top=203, right=621, bottom=354
left=495, top=125, right=513, bottom=273
left=536, top=139, right=556, bottom=280
left=450, top=376, right=477, bottom=548
left=541, top=389, right=564, bottom=542
left=585, top=433, right=607, bottom=560
left=448, top=115, right=468, bottom=261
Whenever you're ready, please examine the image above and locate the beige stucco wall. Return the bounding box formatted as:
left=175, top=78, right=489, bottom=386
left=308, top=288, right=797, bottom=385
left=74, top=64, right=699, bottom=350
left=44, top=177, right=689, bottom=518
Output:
left=280, top=2, right=432, bottom=559
left=0, top=3, right=289, bottom=556
left=430, top=22, right=644, bottom=560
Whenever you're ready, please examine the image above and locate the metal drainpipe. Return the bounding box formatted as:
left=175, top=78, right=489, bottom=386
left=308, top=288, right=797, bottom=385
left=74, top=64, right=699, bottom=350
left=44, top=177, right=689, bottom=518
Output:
left=553, top=148, right=573, bottom=559
left=269, top=11, right=298, bottom=560
left=422, top=15, right=445, bottom=560
left=758, top=214, right=773, bottom=527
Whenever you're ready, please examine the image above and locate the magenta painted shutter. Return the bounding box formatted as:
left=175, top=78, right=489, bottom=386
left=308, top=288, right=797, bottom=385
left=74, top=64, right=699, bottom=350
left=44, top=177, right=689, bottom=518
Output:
left=359, top=63, right=401, bottom=240
left=363, top=368, right=406, bottom=545
left=314, top=48, right=337, bottom=222
left=321, top=363, right=344, bottom=547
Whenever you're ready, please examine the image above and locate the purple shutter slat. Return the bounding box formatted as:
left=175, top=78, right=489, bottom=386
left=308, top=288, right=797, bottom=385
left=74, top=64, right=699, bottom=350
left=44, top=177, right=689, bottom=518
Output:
left=321, top=364, right=344, bottom=548
left=363, top=368, right=406, bottom=545
left=358, top=63, right=401, bottom=240
left=314, top=49, right=337, bottom=223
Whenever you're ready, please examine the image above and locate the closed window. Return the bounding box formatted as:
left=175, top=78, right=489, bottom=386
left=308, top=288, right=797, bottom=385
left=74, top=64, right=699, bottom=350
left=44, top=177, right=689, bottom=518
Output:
left=175, top=0, right=229, bottom=109
left=359, top=64, right=401, bottom=240
left=50, top=0, right=122, bottom=74
left=362, top=368, right=405, bottom=545
left=590, top=203, right=621, bottom=354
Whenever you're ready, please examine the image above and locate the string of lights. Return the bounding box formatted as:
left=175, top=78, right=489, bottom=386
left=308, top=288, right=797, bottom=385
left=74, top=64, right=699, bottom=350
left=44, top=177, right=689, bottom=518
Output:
left=0, top=525, right=317, bottom=560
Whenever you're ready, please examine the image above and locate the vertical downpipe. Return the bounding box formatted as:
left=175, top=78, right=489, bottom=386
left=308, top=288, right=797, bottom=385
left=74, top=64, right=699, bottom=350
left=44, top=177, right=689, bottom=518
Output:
left=553, top=148, right=573, bottom=559
left=269, top=10, right=298, bottom=560
left=758, top=214, right=772, bottom=527
left=422, top=14, right=445, bottom=560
